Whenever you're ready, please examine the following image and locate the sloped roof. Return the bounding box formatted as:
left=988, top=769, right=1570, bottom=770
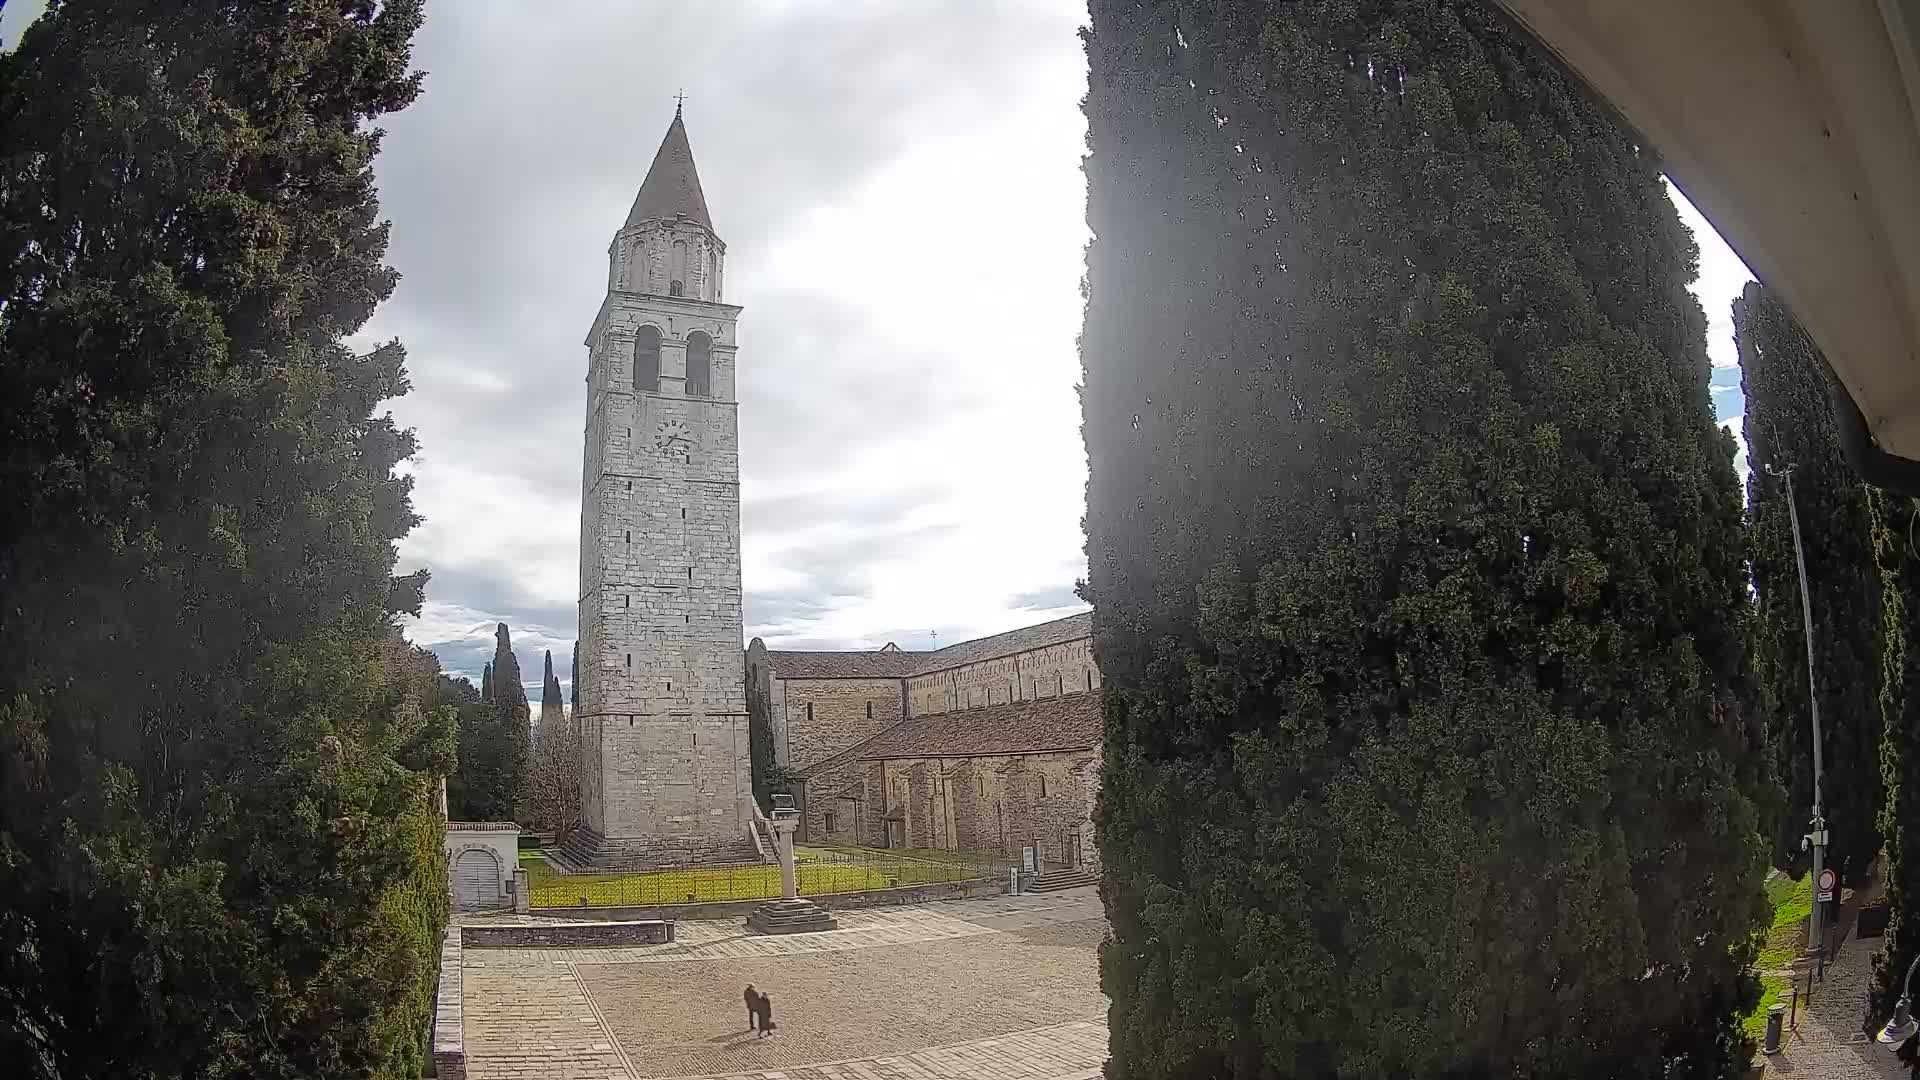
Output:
left=625, top=111, right=713, bottom=232
left=765, top=649, right=925, bottom=680
left=764, top=610, right=1093, bottom=682
left=837, top=691, right=1102, bottom=764
left=909, top=611, right=1091, bottom=676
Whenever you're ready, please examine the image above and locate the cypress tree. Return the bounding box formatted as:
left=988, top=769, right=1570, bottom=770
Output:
left=488, top=622, right=531, bottom=819
left=1736, top=281, right=1897, bottom=884
left=1873, top=498, right=1920, bottom=1053
left=1081, top=3, right=1767, bottom=1076
left=0, top=2, right=443, bottom=1076
left=538, top=648, right=564, bottom=739
left=482, top=660, right=495, bottom=702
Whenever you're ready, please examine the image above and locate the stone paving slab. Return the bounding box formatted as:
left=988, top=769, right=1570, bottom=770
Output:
left=461, top=887, right=1110, bottom=1080
left=650, top=1019, right=1110, bottom=1080
left=580, top=920, right=1105, bottom=1078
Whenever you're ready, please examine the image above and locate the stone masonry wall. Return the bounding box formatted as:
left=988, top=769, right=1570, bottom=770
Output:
left=578, top=240, right=750, bottom=851
left=798, top=749, right=1097, bottom=866
left=905, top=638, right=1099, bottom=718
left=772, top=676, right=904, bottom=773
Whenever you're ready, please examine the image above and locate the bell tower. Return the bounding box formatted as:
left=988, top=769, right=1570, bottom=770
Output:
left=570, top=107, right=754, bottom=868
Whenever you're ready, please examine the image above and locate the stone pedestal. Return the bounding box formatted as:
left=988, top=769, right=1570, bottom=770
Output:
left=746, top=808, right=838, bottom=934
left=747, top=896, right=839, bottom=934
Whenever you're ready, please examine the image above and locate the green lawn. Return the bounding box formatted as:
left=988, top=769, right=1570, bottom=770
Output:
left=521, top=845, right=989, bottom=908
left=1741, top=875, right=1814, bottom=1037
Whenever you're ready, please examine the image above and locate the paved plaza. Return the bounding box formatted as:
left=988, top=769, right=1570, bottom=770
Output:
left=458, top=889, right=1110, bottom=1080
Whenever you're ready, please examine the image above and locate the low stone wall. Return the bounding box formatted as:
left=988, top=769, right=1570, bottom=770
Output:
left=530, top=875, right=998, bottom=923
left=432, top=929, right=464, bottom=1080
left=460, top=920, right=676, bottom=948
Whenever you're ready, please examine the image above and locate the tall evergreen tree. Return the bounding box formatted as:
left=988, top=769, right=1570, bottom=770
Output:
left=0, top=2, right=446, bottom=1077
left=1081, top=3, right=1768, bottom=1077
left=1873, top=497, right=1920, bottom=1060
left=490, top=622, right=531, bottom=819
left=1737, top=281, right=1897, bottom=884
left=482, top=660, right=494, bottom=701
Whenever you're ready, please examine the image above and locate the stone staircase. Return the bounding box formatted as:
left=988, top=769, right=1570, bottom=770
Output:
left=1025, top=867, right=1098, bottom=893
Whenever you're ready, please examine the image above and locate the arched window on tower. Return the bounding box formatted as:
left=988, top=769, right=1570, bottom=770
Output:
left=634, top=325, right=661, bottom=393
left=686, top=331, right=712, bottom=398
left=670, top=239, right=688, bottom=296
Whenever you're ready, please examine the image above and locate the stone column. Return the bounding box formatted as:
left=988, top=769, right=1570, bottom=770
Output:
left=746, top=806, right=837, bottom=935
left=775, top=819, right=798, bottom=899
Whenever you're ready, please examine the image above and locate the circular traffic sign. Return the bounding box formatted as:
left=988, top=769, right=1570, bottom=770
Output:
left=1819, top=868, right=1837, bottom=891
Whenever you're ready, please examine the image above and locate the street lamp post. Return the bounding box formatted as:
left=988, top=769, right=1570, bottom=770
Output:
left=1769, top=462, right=1830, bottom=973
left=1878, top=952, right=1920, bottom=1047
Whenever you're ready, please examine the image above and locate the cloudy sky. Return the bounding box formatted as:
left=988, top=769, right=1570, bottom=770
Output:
left=1, top=1, right=1753, bottom=703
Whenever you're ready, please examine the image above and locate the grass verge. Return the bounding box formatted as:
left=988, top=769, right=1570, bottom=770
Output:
left=520, top=846, right=986, bottom=907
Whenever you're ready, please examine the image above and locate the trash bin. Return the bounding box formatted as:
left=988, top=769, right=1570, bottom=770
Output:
left=1762, top=1003, right=1786, bottom=1055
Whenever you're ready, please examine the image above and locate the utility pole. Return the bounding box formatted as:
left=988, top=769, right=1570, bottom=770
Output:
left=1770, top=461, right=1830, bottom=974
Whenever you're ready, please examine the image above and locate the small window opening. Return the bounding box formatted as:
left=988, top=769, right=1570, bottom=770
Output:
left=625, top=654, right=631, bottom=668
left=1086, top=669, right=1093, bottom=691
left=634, top=325, right=661, bottom=392
left=687, top=566, right=693, bottom=581
left=670, top=279, right=685, bottom=296
left=686, top=331, right=712, bottom=397
left=1039, top=775, right=1049, bottom=798
left=978, top=776, right=985, bottom=796
left=625, top=530, right=631, bottom=544
left=623, top=595, right=629, bottom=608
left=866, top=701, right=873, bottom=720
left=681, top=507, right=687, bottom=519
left=667, top=679, right=672, bottom=691
left=825, top=811, right=838, bottom=833
left=806, top=702, right=814, bottom=723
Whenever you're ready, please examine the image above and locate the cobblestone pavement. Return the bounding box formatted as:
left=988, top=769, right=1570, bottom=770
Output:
left=461, top=887, right=1109, bottom=1080
left=1756, top=928, right=1905, bottom=1078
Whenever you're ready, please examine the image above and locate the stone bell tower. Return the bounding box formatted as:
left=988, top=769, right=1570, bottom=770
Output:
left=568, top=107, right=755, bottom=868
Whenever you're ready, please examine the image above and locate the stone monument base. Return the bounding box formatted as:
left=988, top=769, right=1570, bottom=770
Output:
left=746, top=897, right=839, bottom=935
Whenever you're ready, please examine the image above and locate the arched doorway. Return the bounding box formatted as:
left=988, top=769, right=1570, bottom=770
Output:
left=452, top=848, right=502, bottom=910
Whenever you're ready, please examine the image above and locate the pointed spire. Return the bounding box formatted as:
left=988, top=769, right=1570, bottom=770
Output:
left=625, top=110, right=714, bottom=232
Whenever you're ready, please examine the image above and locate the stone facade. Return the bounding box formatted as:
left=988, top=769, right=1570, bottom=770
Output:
left=744, top=613, right=1102, bottom=868
left=572, top=111, right=754, bottom=868
left=809, top=747, right=1099, bottom=871
left=905, top=635, right=1098, bottom=717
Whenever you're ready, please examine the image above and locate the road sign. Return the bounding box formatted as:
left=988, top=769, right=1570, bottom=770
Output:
left=1816, top=868, right=1837, bottom=903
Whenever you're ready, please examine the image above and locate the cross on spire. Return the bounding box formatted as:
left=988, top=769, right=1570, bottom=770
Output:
left=674, top=88, right=687, bottom=117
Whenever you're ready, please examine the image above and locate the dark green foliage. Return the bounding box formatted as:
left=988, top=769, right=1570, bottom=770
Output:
left=747, top=652, right=775, bottom=810
left=1738, top=281, right=1896, bottom=884
left=1080, top=2, right=1767, bottom=1076
left=445, top=691, right=523, bottom=823
left=482, top=660, right=495, bottom=701
left=488, top=622, right=532, bottom=820
left=542, top=649, right=562, bottom=713
left=1873, top=498, right=1920, bottom=1060
left=0, top=2, right=444, bottom=1077
left=440, top=673, right=481, bottom=705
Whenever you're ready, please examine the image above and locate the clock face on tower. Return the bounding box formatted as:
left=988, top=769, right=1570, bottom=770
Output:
left=653, top=418, right=693, bottom=463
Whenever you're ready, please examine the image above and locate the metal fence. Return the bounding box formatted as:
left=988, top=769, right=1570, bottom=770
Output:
left=524, top=844, right=1004, bottom=909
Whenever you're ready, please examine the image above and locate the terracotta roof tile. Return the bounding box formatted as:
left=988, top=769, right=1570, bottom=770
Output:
left=764, top=610, right=1092, bottom=682
left=764, top=650, right=925, bottom=679
left=908, top=611, right=1090, bottom=676
left=839, top=691, right=1102, bottom=763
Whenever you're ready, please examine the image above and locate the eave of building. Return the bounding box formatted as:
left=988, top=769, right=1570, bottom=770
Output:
left=1491, top=0, right=1920, bottom=458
